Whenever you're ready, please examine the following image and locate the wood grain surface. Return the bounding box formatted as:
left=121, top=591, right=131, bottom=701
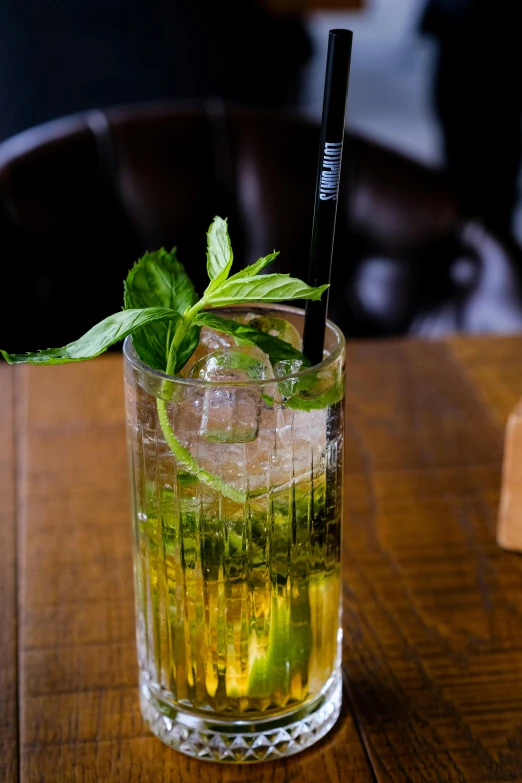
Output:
left=343, top=339, right=522, bottom=782
left=0, top=365, right=17, bottom=783
left=3, top=335, right=522, bottom=781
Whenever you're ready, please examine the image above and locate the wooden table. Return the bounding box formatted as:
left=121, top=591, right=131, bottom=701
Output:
left=2, top=336, right=522, bottom=782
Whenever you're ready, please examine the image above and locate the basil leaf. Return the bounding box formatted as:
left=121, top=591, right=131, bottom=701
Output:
left=205, top=216, right=233, bottom=290
left=227, top=252, right=279, bottom=281
left=124, top=247, right=198, bottom=370
left=1, top=308, right=180, bottom=365
left=195, top=311, right=310, bottom=366
left=203, top=275, right=329, bottom=307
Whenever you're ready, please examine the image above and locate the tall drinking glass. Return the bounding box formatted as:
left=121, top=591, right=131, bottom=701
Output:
left=123, top=304, right=345, bottom=762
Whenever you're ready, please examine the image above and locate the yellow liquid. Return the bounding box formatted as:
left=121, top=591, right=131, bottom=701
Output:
left=134, top=475, right=341, bottom=716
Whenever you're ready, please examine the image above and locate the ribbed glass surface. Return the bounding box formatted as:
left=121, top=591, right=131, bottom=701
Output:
left=123, top=306, right=345, bottom=760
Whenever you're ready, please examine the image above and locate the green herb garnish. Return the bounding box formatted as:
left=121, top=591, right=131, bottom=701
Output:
left=1, top=217, right=326, bottom=371
left=1, top=217, right=330, bottom=501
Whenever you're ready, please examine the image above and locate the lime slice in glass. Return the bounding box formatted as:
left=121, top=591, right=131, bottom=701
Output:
left=246, top=584, right=315, bottom=701
left=247, top=591, right=291, bottom=699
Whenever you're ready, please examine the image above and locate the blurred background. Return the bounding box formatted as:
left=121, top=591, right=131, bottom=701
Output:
left=1, top=0, right=522, bottom=347
left=301, top=0, right=522, bottom=245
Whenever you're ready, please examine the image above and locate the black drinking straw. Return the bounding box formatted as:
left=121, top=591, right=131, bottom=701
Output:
left=302, top=29, right=353, bottom=366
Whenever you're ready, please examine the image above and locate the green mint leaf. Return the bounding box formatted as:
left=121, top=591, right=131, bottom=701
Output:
left=284, top=379, right=344, bottom=411
left=124, top=247, right=198, bottom=313
left=202, top=275, right=329, bottom=308
left=175, top=324, right=201, bottom=374
left=124, top=247, right=198, bottom=370
left=205, top=216, right=233, bottom=290
left=227, top=252, right=279, bottom=281
left=1, top=308, right=180, bottom=365
left=195, top=312, right=310, bottom=366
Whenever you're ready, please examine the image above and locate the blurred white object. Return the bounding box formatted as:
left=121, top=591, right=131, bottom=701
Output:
left=301, top=0, right=442, bottom=166
left=412, top=223, right=522, bottom=336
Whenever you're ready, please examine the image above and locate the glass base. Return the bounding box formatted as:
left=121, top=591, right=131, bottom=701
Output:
left=139, top=669, right=342, bottom=763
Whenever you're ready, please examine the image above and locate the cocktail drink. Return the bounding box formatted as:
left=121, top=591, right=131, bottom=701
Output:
left=124, top=304, right=345, bottom=761
left=2, top=217, right=345, bottom=763
left=1, top=23, right=352, bottom=764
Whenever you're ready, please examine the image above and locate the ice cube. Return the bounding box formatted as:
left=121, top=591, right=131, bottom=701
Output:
left=179, top=327, right=235, bottom=377
left=190, top=346, right=273, bottom=443
left=236, top=312, right=302, bottom=350
left=190, top=344, right=273, bottom=382
left=273, top=358, right=304, bottom=398
left=292, top=363, right=339, bottom=404
left=273, top=359, right=304, bottom=376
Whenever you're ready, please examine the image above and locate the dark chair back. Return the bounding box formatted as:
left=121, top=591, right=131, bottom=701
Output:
left=1, top=102, right=520, bottom=352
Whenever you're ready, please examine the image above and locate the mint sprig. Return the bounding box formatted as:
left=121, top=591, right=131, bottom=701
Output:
left=2, top=217, right=326, bottom=371
left=0, top=308, right=181, bottom=365
left=1, top=216, right=331, bottom=502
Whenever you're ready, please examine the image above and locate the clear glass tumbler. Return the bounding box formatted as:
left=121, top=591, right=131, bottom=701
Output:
left=123, top=304, right=345, bottom=762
